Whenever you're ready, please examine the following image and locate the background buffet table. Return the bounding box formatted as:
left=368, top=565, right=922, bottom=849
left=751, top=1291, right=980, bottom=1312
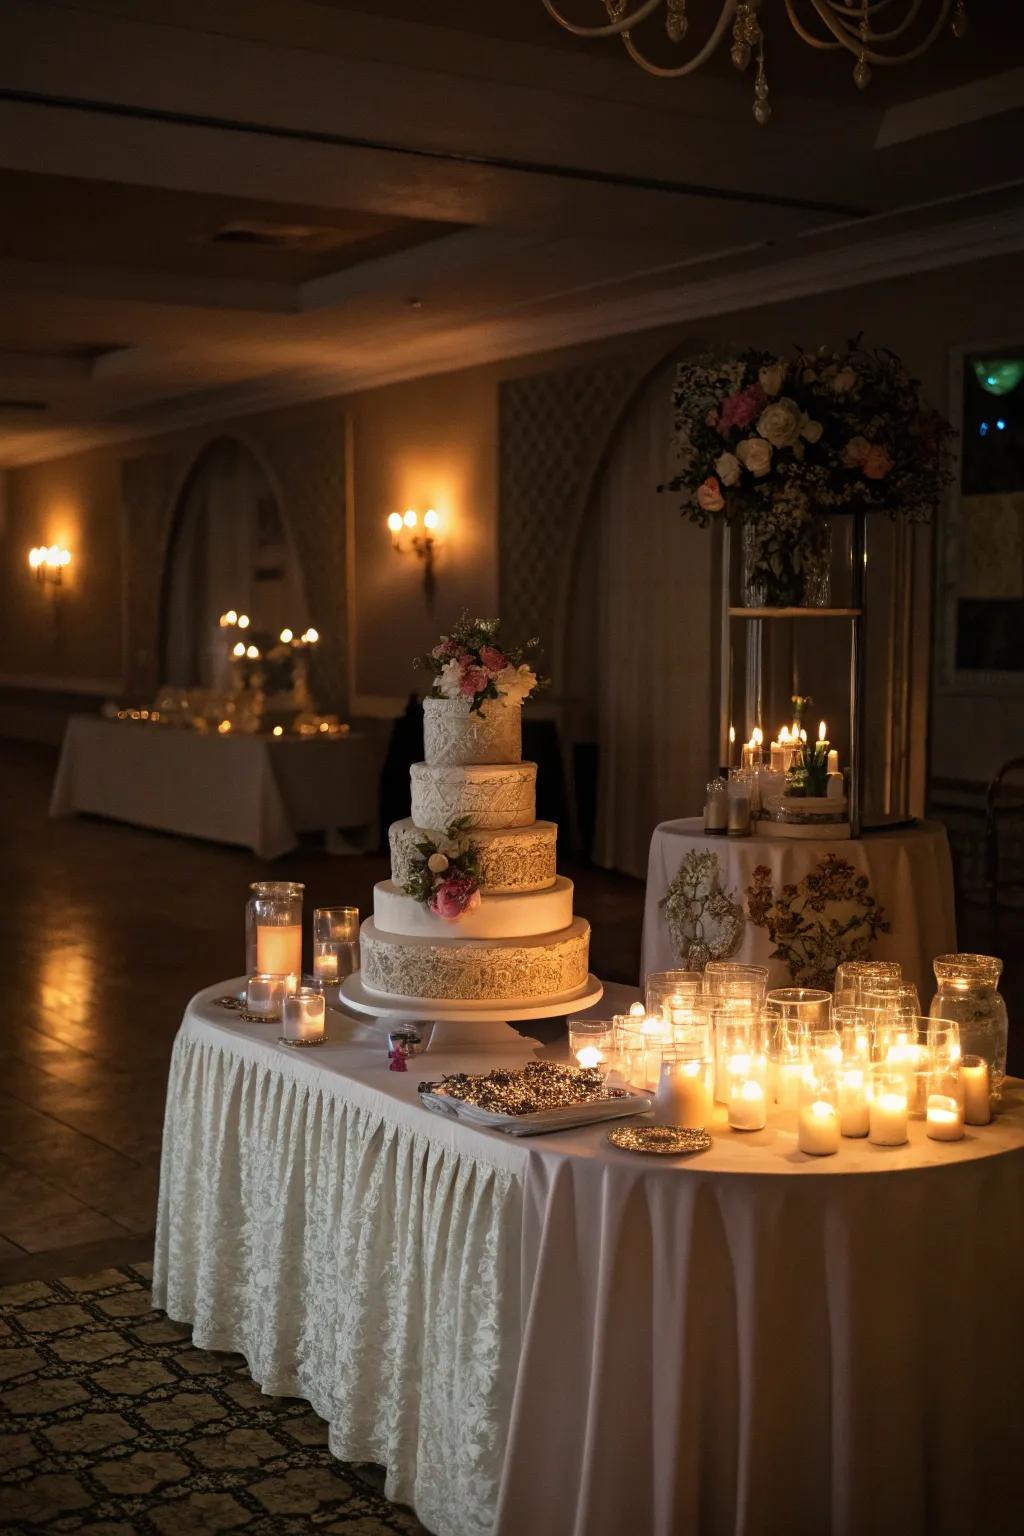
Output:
left=154, top=982, right=1024, bottom=1536
left=50, top=714, right=379, bottom=858
left=642, top=817, right=957, bottom=1000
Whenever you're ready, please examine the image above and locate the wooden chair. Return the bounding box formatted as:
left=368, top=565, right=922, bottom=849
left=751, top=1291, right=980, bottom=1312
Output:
left=986, top=756, right=1024, bottom=932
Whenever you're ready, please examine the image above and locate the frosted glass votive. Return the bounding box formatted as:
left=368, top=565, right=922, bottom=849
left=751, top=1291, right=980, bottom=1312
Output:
left=282, top=986, right=326, bottom=1043
left=246, top=972, right=297, bottom=1020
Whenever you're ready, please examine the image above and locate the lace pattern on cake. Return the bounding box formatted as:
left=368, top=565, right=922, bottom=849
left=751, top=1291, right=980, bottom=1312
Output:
left=390, top=821, right=557, bottom=893
left=411, top=764, right=536, bottom=830
left=361, top=927, right=590, bottom=1001
left=423, top=696, right=522, bottom=767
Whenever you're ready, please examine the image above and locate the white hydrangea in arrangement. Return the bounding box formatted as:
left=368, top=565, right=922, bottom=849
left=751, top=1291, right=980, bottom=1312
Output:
left=417, top=614, right=544, bottom=715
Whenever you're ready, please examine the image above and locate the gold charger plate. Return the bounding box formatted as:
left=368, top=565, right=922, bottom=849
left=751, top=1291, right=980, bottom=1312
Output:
left=607, top=1125, right=712, bottom=1156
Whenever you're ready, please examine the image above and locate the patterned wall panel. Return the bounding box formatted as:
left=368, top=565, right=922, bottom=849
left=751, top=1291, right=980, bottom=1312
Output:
left=498, top=358, right=646, bottom=684
left=120, top=398, right=349, bottom=712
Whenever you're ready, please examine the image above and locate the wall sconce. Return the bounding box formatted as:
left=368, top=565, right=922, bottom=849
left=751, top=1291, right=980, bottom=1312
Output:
left=387, top=508, right=441, bottom=610
left=28, top=545, right=71, bottom=586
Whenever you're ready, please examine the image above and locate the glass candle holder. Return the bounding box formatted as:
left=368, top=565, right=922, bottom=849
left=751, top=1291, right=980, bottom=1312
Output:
left=960, top=1053, right=991, bottom=1127
left=645, top=970, right=703, bottom=1024
left=704, top=777, right=729, bottom=835
left=245, top=971, right=298, bottom=1020
left=704, top=962, right=768, bottom=1006
left=797, top=1071, right=840, bottom=1155
left=837, top=1061, right=870, bottom=1137
left=868, top=1066, right=909, bottom=1146
left=714, top=1008, right=761, bottom=1105
left=568, top=1019, right=615, bottom=1077
left=246, top=881, right=304, bottom=977
left=639, top=1013, right=673, bottom=1091
left=726, top=1050, right=768, bottom=1131
left=832, top=1006, right=873, bottom=1066
left=654, top=1043, right=714, bottom=1129
left=613, top=1018, right=647, bottom=1090
left=726, top=771, right=751, bottom=836
left=313, top=905, right=360, bottom=984
left=282, top=986, right=326, bottom=1043
left=925, top=1056, right=964, bottom=1141
left=834, top=959, right=902, bottom=998
left=860, top=982, right=921, bottom=1026
left=766, top=1013, right=808, bottom=1110
left=766, top=987, right=832, bottom=1035
left=931, top=953, right=1008, bottom=1103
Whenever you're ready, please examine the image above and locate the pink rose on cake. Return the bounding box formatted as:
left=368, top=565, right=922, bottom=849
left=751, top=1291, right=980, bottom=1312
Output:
left=480, top=645, right=507, bottom=674
left=459, top=664, right=490, bottom=698
left=429, top=870, right=482, bottom=922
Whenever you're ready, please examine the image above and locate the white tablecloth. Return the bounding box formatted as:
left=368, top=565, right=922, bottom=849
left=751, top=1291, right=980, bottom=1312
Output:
left=50, top=714, right=379, bottom=858
left=642, top=818, right=956, bottom=1002
left=154, top=981, right=1024, bottom=1536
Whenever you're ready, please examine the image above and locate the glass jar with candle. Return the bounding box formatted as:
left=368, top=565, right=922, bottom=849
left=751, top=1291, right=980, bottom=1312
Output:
left=930, top=954, right=1008, bottom=1105
left=313, top=905, right=360, bottom=985
left=281, top=985, right=326, bottom=1044
left=655, top=1041, right=714, bottom=1128
left=704, top=777, right=729, bottom=836
left=834, top=959, right=902, bottom=998
left=645, top=970, right=703, bottom=1023
left=567, top=1019, right=615, bottom=1078
left=766, top=1011, right=808, bottom=1110
left=704, top=962, right=769, bottom=1006
left=246, top=881, right=304, bottom=978
left=868, top=1066, right=909, bottom=1146
left=797, top=1070, right=840, bottom=1155
left=882, top=1018, right=939, bottom=1118
left=726, top=770, right=752, bottom=836
left=766, top=987, right=832, bottom=1035
left=925, top=1055, right=964, bottom=1142
left=245, top=971, right=298, bottom=1021
left=726, top=1050, right=768, bottom=1131
left=713, top=1007, right=761, bottom=1105
left=836, top=1058, right=870, bottom=1137
left=613, top=1018, right=647, bottom=1091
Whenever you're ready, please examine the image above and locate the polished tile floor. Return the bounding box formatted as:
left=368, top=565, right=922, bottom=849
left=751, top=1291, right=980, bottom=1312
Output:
left=0, top=740, right=644, bottom=1282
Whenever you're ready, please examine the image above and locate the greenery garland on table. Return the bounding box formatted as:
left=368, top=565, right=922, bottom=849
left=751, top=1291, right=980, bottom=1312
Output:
left=659, top=339, right=954, bottom=606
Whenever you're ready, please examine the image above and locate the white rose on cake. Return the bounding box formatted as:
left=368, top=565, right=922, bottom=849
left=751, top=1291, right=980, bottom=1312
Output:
left=436, top=657, right=465, bottom=699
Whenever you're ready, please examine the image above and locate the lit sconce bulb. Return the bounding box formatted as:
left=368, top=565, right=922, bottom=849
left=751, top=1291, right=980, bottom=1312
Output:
left=218, top=720, right=232, bottom=734
left=232, top=641, right=246, bottom=658
left=629, top=1001, right=646, bottom=1018
left=28, top=547, right=43, bottom=568
left=226, top=609, right=238, bottom=624
left=423, top=508, right=439, bottom=531
left=237, top=614, right=250, bottom=630
left=58, top=549, right=71, bottom=567
left=279, top=628, right=293, bottom=644
left=818, top=720, right=827, bottom=742
left=272, top=725, right=284, bottom=737
left=302, top=627, right=319, bottom=645
left=245, top=644, right=259, bottom=660
left=779, top=725, right=790, bottom=743
left=46, top=545, right=61, bottom=567
left=728, top=724, right=736, bottom=745
left=387, top=511, right=403, bottom=534
left=403, top=508, right=418, bottom=528
left=752, top=726, right=763, bottom=746
left=319, top=721, right=329, bottom=732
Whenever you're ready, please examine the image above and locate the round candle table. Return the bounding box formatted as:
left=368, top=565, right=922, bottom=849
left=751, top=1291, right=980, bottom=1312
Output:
left=154, top=980, right=1024, bottom=1536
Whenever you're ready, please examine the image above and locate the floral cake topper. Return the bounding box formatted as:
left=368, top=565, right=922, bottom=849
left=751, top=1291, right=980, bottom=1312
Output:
left=416, top=613, right=543, bottom=715
left=403, top=817, right=483, bottom=922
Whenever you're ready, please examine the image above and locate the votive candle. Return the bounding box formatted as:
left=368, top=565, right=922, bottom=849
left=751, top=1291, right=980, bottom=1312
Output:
left=798, top=1099, right=840, bottom=1155
left=728, top=1073, right=767, bottom=1132
left=282, top=987, right=326, bottom=1042
left=655, top=1058, right=712, bottom=1129
left=314, top=942, right=340, bottom=983
left=868, top=1077, right=909, bottom=1146
left=256, top=923, right=302, bottom=977
left=246, top=972, right=297, bottom=1020
left=961, top=1055, right=991, bottom=1126
left=838, top=1066, right=869, bottom=1137
left=926, top=1093, right=964, bottom=1142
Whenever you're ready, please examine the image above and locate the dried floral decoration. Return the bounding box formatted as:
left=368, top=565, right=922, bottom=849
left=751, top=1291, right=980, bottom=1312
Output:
left=661, top=849, right=745, bottom=969
left=746, top=853, right=891, bottom=987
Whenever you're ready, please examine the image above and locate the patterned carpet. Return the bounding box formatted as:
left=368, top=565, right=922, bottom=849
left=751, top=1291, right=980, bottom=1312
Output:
left=0, top=1265, right=427, bottom=1534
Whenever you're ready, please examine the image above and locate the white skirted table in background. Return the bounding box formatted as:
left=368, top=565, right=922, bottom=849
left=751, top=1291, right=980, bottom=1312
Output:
left=642, top=817, right=956, bottom=1000
left=154, top=981, right=1024, bottom=1536
left=50, top=714, right=379, bottom=859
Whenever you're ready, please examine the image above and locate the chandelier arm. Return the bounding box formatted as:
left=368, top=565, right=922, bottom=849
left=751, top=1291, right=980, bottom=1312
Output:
left=825, top=0, right=913, bottom=15
left=540, top=0, right=665, bottom=39
left=784, top=0, right=845, bottom=49
left=807, top=0, right=954, bottom=60
left=620, top=0, right=739, bottom=78
left=816, top=0, right=931, bottom=44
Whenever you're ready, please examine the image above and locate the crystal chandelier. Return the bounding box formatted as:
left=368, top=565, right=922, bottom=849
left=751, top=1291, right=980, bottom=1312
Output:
left=541, top=1, right=968, bottom=124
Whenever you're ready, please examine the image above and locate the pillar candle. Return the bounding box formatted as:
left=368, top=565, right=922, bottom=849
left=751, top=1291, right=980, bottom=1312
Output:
left=256, top=923, right=302, bottom=976
left=727, top=793, right=751, bottom=837
left=926, top=1093, right=964, bottom=1142
left=838, top=1068, right=869, bottom=1137
left=798, top=1100, right=840, bottom=1155
left=282, top=988, right=325, bottom=1042
left=827, top=749, right=839, bottom=774
left=655, top=1061, right=711, bottom=1129
left=314, top=943, right=340, bottom=983
left=961, top=1060, right=991, bottom=1126
left=869, top=1092, right=908, bottom=1146
left=728, top=1076, right=767, bottom=1131
left=773, top=1061, right=804, bottom=1110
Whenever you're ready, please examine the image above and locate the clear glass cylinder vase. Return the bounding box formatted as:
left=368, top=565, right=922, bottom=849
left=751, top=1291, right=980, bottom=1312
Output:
left=741, top=515, right=832, bottom=608
left=245, top=880, right=304, bottom=978
left=930, top=953, right=1008, bottom=1104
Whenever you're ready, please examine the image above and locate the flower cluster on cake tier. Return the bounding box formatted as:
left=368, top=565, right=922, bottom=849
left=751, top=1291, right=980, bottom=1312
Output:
left=360, top=625, right=590, bottom=1005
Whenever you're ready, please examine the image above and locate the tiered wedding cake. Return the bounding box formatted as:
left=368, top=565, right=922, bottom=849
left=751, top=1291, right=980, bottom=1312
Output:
left=359, top=631, right=593, bottom=1005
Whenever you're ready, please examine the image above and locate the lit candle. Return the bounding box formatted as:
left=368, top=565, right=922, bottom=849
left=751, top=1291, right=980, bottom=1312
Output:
left=961, top=1058, right=990, bottom=1125
left=727, top=790, right=751, bottom=837
left=246, top=972, right=297, bottom=1019
left=655, top=1059, right=711, bottom=1129
left=926, top=1093, right=964, bottom=1142
left=869, top=1091, right=908, bottom=1146
left=282, top=987, right=326, bottom=1043
left=256, top=923, right=303, bottom=976
left=773, top=1060, right=803, bottom=1110
left=827, top=748, right=840, bottom=775
left=314, top=943, right=340, bottom=983
left=576, top=1045, right=604, bottom=1070
left=798, top=1099, right=840, bottom=1155
left=629, top=1001, right=646, bottom=1019
left=838, top=1067, right=869, bottom=1137
left=641, top=1017, right=671, bottom=1090
left=728, top=1074, right=767, bottom=1131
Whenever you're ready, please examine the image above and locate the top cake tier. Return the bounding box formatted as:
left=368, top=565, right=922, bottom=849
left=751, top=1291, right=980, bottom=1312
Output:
left=423, top=695, right=521, bottom=766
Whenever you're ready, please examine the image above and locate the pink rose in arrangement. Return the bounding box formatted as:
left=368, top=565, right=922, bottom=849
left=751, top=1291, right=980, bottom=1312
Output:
left=429, top=872, right=482, bottom=922
left=861, top=442, right=894, bottom=480
left=479, top=645, right=507, bottom=673
left=431, top=639, right=460, bottom=660
left=459, top=664, right=490, bottom=698
left=718, top=383, right=765, bottom=434
left=696, top=476, right=725, bottom=513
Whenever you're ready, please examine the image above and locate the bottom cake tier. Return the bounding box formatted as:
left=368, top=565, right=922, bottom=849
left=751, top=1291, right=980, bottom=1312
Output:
left=359, top=916, right=591, bottom=1004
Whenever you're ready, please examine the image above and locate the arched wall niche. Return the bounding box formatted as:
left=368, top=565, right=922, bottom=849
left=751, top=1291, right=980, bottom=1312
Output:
left=119, top=397, right=349, bottom=712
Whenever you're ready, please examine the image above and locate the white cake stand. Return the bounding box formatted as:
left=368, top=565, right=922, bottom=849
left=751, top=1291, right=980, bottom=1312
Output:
left=340, top=971, right=605, bottom=1052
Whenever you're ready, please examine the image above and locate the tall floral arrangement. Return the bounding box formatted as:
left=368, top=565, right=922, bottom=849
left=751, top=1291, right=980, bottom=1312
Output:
left=416, top=613, right=543, bottom=714
left=660, top=341, right=953, bottom=605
